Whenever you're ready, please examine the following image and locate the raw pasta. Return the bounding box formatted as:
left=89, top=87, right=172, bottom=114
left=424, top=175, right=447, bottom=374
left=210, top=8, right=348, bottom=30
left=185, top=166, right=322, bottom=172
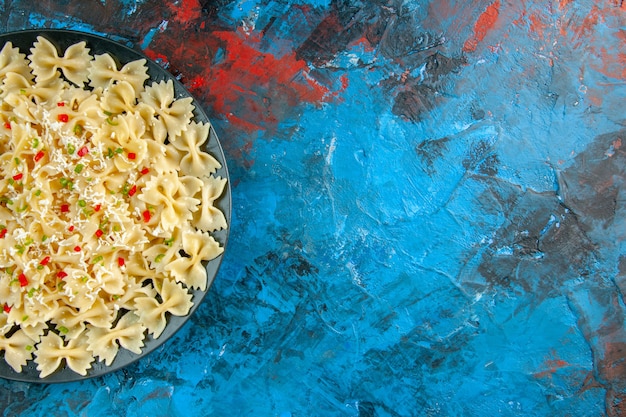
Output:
left=0, top=36, right=227, bottom=378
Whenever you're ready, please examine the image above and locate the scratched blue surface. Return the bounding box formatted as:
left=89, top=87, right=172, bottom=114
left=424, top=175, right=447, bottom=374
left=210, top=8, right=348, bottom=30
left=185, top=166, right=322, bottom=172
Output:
left=1, top=0, right=625, bottom=416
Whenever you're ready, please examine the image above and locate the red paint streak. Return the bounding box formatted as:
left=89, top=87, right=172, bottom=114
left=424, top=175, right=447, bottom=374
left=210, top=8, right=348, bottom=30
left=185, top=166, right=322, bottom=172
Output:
left=189, top=75, right=208, bottom=91
left=558, top=5, right=626, bottom=81
left=463, top=1, right=501, bottom=53
left=205, top=30, right=334, bottom=131
left=574, top=5, right=601, bottom=44
left=349, top=35, right=375, bottom=52
left=340, top=74, right=349, bottom=91
left=166, top=0, right=202, bottom=24
left=143, top=50, right=170, bottom=68
left=145, top=22, right=345, bottom=133
left=533, top=357, right=571, bottom=379
left=591, top=47, right=626, bottom=81
left=528, top=12, right=548, bottom=40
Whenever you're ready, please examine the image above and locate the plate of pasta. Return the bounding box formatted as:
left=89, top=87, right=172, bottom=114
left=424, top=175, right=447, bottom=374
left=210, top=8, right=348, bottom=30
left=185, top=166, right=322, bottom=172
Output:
left=0, top=29, right=230, bottom=382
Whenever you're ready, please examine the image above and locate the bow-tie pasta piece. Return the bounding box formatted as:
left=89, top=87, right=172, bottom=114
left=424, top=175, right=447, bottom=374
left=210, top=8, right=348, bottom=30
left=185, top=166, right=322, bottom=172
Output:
left=88, top=53, right=149, bottom=93
left=87, top=311, right=146, bottom=366
left=145, top=139, right=183, bottom=174
left=135, top=278, right=193, bottom=338
left=34, top=331, right=94, bottom=378
left=51, top=299, right=115, bottom=340
left=2, top=73, right=66, bottom=107
left=107, top=276, right=157, bottom=312
left=0, top=327, right=35, bottom=372
left=165, top=230, right=224, bottom=291
left=194, top=176, right=228, bottom=232
left=28, top=36, right=92, bottom=86
left=2, top=89, right=39, bottom=124
left=0, top=42, right=33, bottom=80
left=140, top=80, right=194, bottom=139
left=139, top=172, right=201, bottom=233
left=171, top=121, right=222, bottom=178
left=143, top=230, right=183, bottom=274
left=101, top=80, right=140, bottom=114
left=49, top=90, right=106, bottom=135
left=0, top=72, right=30, bottom=100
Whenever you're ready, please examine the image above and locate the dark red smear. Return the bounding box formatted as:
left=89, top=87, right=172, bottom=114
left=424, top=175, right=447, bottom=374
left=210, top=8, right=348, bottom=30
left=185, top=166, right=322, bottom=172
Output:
left=463, top=1, right=501, bottom=53
left=166, top=0, right=202, bottom=24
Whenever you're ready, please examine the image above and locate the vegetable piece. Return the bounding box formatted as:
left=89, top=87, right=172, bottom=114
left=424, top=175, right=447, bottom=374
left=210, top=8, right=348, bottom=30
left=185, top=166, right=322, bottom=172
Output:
left=18, top=273, right=28, bottom=287
left=77, top=146, right=89, bottom=157
left=58, top=114, right=69, bottom=122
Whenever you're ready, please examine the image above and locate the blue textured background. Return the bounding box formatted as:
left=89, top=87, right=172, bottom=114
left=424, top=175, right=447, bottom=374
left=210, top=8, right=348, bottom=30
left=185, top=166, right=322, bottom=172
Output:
left=1, top=0, right=625, bottom=416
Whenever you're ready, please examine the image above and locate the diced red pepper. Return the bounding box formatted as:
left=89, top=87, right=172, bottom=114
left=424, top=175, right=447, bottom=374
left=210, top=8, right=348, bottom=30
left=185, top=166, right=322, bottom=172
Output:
left=34, top=150, right=45, bottom=162
left=18, top=273, right=28, bottom=287
left=3, top=304, right=10, bottom=313
left=57, top=102, right=65, bottom=107
left=61, top=204, right=70, bottom=213
left=57, top=271, right=68, bottom=279
left=68, top=225, right=74, bottom=232
left=40, top=256, right=51, bottom=266
left=128, top=152, right=136, bottom=160
left=77, top=146, right=89, bottom=157
left=0, top=229, right=7, bottom=238
left=58, top=114, right=69, bottom=122
left=94, top=204, right=101, bottom=212
left=4, top=122, right=10, bottom=129
left=142, top=210, right=151, bottom=223
left=73, top=246, right=81, bottom=252
left=118, top=257, right=125, bottom=267
left=95, top=229, right=103, bottom=238
left=140, top=167, right=150, bottom=175
left=12, top=173, right=23, bottom=181
left=128, top=184, right=137, bottom=197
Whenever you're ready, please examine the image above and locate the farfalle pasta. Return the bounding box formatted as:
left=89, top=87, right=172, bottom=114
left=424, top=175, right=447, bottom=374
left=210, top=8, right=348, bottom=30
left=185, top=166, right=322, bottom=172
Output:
left=0, top=36, right=227, bottom=378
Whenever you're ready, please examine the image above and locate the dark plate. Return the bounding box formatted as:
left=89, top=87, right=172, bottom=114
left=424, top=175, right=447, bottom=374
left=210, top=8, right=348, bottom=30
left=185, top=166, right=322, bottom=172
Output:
left=0, top=29, right=231, bottom=383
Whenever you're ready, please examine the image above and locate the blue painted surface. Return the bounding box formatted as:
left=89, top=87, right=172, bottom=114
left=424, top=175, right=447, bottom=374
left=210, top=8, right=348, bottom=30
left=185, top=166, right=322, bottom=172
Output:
left=1, top=0, right=625, bottom=416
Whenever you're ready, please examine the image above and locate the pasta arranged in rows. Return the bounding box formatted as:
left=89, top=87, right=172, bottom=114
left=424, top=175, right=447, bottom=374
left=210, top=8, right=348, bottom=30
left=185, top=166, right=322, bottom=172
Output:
left=0, top=36, right=227, bottom=378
